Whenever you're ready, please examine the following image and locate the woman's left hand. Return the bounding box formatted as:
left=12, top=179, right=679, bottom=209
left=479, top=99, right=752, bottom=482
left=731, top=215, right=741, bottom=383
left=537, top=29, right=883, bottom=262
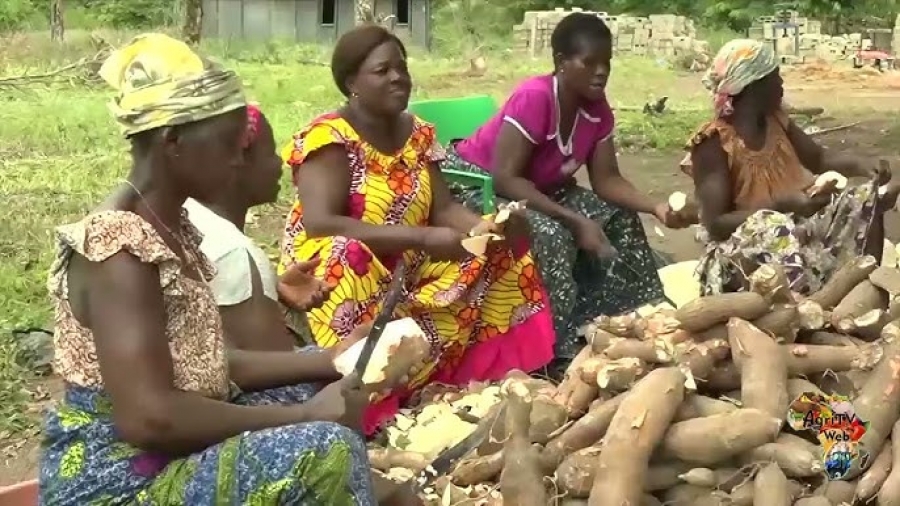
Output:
left=870, top=159, right=892, bottom=186
left=277, top=258, right=334, bottom=312
left=490, top=207, right=530, bottom=240
left=653, top=203, right=693, bottom=229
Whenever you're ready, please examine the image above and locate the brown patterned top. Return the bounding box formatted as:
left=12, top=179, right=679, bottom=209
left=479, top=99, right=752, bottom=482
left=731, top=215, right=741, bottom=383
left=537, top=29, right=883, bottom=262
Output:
left=47, top=210, right=231, bottom=399
left=684, top=110, right=815, bottom=211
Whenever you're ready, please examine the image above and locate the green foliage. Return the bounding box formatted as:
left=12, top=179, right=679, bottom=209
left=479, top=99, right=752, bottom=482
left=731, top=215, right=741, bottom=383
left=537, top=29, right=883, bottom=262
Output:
left=0, top=0, right=43, bottom=30
left=0, top=0, right=174, bottom=31
left=80, top=0, right=176, bottom=28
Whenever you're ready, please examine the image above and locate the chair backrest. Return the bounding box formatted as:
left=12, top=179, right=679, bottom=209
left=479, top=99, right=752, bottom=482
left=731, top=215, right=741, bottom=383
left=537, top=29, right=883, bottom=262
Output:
left=408, top=95, right=498, bottom=146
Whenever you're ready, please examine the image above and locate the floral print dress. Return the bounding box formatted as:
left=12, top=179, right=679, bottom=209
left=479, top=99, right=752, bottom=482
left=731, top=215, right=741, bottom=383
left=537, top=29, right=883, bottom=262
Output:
left=40, top=210, right=375, bottom=505
left=279, top=113, right=556, bottom=435
left=684, top=113, right=880, bottom=295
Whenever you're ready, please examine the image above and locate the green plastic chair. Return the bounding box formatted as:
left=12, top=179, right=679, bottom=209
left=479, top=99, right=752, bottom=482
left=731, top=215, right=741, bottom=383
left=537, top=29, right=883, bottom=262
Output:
left=409, top=95, right=498, bottom=214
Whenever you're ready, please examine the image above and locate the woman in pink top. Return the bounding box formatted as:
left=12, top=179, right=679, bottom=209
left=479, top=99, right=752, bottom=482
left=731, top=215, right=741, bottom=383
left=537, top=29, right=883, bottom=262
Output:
left=447, top=13, right=690, bottom=375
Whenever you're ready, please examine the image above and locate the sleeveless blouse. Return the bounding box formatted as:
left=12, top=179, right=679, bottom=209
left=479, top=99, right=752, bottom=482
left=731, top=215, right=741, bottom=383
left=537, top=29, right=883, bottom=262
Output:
left=684, top=111, right=815, bottom=210
left=47, top=210, right=231, bottom=399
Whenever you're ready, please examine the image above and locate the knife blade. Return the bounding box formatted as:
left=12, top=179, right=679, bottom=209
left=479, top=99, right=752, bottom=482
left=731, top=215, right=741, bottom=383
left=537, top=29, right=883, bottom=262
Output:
left=411, top=401, right=504, bottom=490
left=353, top=260, right=407, bottom=377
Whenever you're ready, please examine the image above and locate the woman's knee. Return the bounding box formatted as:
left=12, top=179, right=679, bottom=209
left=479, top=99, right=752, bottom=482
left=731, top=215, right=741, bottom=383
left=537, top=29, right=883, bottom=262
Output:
left=254, top=421, right=367, bottom=455
left=525, top=210, right=573, bottom=244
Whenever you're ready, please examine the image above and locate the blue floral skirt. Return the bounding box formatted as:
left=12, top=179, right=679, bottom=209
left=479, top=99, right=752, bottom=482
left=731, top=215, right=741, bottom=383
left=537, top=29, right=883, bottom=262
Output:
left=39, top=381, right=376, bottom=505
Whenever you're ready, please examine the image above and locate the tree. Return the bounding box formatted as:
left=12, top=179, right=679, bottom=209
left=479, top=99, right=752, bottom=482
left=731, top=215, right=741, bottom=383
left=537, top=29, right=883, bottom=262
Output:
left=182, top=0, right=202, bottom=45
left=50, top=0, right=64, bottom=41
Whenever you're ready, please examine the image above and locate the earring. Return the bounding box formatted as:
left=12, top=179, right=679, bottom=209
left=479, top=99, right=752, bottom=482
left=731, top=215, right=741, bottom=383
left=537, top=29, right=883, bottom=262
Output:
left=350, top=92, right=359, bottom=98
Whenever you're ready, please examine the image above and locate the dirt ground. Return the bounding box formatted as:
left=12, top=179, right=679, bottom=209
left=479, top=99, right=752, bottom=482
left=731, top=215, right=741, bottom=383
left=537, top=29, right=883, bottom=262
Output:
left=622, top=115, right=900, bottom=264
left=5, top=60, right=900, bottom=488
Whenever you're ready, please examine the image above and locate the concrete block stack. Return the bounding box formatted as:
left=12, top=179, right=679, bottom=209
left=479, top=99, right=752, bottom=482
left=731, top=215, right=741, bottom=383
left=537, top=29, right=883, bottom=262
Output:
left=894, top=15, right=900, bottom=55
left=743, top=11, right=900, bottom=64
left=512, top=8, right=707, bottom=58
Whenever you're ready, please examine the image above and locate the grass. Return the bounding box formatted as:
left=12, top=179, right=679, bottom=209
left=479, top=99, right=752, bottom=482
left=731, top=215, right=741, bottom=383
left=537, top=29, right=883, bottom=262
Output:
left=0, top=28, right=710, bottom=436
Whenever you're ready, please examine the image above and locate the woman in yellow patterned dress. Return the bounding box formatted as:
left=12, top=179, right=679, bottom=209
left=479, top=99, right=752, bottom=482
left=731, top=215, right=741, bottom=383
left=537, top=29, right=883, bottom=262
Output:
left=280, top=25, right=555, bottom=435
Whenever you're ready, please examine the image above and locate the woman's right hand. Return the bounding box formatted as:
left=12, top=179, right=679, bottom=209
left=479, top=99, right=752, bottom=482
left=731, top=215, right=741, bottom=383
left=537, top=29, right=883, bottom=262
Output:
left=421, top=226, right=468, bottom=261
left=775, top=193, right=830, bottom=217
left=571, top=217, right=617, bottom=259
left=304, top=373, right=368, bottom=431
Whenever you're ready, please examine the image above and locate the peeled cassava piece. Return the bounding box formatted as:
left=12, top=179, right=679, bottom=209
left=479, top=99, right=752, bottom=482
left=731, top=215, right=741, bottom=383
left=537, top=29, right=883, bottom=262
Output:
left=667, top=191, right=699, bottom=225
left=460, top=233, right=502, bottom=256
left=806, top=170, right=847, bottom=196
left=461, top=200, right=526, bottom=255
left=332, top=317, right=428, bottom=389
left=748, top=263, right=792, bottom=304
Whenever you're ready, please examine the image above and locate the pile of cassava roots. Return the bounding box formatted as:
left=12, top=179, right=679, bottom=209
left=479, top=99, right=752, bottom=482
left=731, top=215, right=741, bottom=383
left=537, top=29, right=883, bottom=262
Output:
left=369, top=255, right=900, bottom=505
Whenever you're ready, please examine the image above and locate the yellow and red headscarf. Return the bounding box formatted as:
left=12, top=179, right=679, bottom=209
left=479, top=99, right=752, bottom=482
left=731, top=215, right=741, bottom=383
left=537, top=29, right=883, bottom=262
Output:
left=98, top=33, right=246, bottom=137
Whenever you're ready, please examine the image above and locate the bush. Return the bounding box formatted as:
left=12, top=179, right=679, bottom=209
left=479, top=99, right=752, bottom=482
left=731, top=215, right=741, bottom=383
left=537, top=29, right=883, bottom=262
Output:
left=0, top=0, right=42, bottom=30
left=81, top=0, right=175, bottom=28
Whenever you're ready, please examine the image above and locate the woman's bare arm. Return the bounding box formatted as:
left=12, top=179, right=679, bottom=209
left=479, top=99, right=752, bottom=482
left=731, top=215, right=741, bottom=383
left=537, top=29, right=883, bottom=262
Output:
left=83, top=252, right=313, bottom=456
left=586, top=135, right=659, bottom=214
left=218, top=253, right=296, bottom=352
left=692, top=136, right=759, bottom=241
left=491, top=122, right=584, bottom=228
left=786, top=120, right=869, bottom=177
left=427, top=163, right=482, bottom=232
left=296, top=145, right=424, bottom=256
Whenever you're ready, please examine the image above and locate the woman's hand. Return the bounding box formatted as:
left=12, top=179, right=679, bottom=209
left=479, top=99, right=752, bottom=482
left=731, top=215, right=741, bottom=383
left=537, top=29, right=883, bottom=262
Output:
left=571, top=216, right=617, bottom=259
left=278, top=259, right=334, bottom=311
left=421, top=227, right=469, bottom=261
left=775, top=193, right=830, bottom=218
left=652, top=203, right=693, bottom=229
left=870, top=159, right=892, bottom=186
left=304, top=373, right=368, bottom=431
left=493, top=207, right=530, bottom=240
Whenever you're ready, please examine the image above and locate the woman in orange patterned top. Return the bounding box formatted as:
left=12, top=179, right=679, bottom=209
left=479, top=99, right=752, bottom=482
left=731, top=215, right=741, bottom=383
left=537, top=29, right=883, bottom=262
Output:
left=684, top=39, right=900, bottom=296
left=280, top=25, right=556, bottom=435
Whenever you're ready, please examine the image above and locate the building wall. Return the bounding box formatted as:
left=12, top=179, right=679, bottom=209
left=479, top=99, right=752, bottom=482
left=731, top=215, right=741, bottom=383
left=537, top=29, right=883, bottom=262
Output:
left=201, top=0, right=321, bottom=41
left=201, top=0, right=430, bottom=47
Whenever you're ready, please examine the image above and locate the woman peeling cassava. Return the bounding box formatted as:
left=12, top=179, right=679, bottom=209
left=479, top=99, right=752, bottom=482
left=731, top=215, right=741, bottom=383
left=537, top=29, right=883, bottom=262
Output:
left=683, top=39, right=900, bottom=296
left=38, top=34, right=387, bottom=505
left=445, top=13, right=692, bottom=375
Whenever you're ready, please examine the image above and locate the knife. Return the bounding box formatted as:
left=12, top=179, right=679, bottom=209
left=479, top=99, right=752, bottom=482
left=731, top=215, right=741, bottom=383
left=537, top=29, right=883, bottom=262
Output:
left=411, top=401, right=505, bottom=490
left=353, top=260, right=407, bottom=377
